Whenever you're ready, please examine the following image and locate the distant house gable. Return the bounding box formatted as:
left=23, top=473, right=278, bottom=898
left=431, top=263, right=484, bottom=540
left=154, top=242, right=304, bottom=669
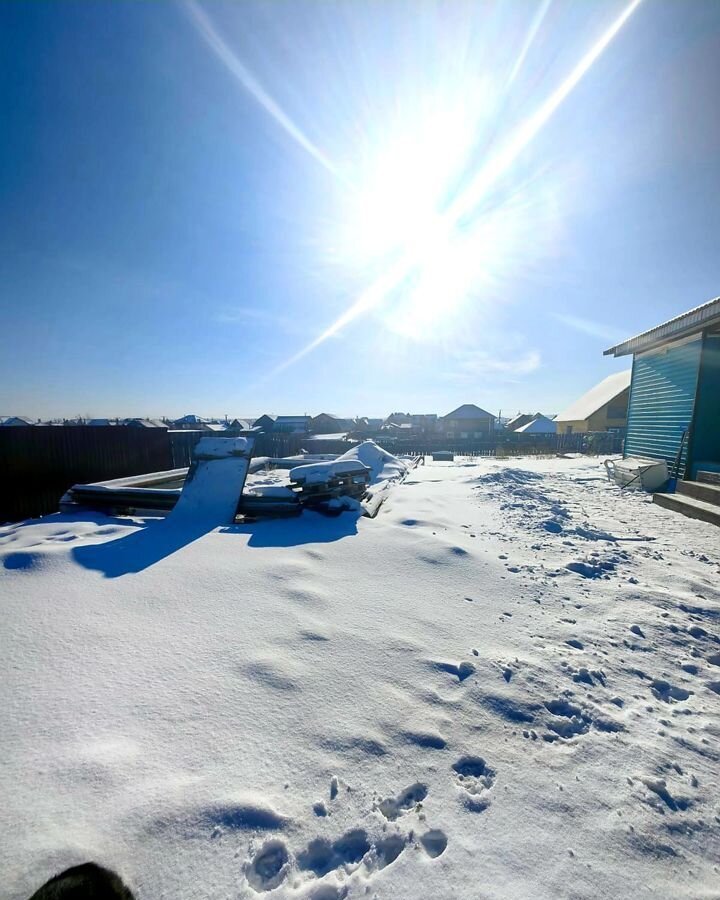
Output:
left=443, top=404, right=494, bottom=420
left=515, top=414, right=557, bottom=434
left=1, top=416, right=36, bottom=426
left=505, top=413, right=534, bottom=432
left=173, top=414, right=207, bottom=427
left=311, top=413, right=354, bottom=433
left=274, top=415, right=311, bottom=433
left=252, top=414, right=277, bottom=432
left=441, top=404, right=495, bottom=437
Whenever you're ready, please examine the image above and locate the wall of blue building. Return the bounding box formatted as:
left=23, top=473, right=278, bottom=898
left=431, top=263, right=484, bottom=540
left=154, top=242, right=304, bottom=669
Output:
left=625, top=336, right=702, bottom=476
left=688, top=333, right=720, bottom=478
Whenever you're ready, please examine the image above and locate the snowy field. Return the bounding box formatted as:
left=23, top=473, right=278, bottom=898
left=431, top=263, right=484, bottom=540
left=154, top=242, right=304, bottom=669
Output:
left=1, top=456, right=719, bottom=900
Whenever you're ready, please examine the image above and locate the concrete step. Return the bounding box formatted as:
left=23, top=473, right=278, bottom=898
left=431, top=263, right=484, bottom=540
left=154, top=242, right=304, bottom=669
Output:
left=697, top=470, right=720, bottom=486
left=653, top=492, right=720, bottom=527
left=677, top=480, right=720, bottom=507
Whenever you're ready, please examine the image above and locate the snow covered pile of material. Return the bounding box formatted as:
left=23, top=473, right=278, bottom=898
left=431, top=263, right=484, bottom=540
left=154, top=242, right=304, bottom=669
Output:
left=1, top=456, right=719, bottom=900
left=335, top=440, right=408, bottom=485
left=289, top=459, right=370, bottom=486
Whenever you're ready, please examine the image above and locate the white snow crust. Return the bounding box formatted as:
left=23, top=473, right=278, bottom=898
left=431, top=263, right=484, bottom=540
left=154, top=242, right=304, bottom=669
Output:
left=1, top=456, right=719, bottom=900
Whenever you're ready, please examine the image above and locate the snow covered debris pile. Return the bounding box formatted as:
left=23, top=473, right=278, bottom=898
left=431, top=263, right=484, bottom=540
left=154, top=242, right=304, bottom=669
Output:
left=289, top=459, right=370, bottom=486
left=335, top=440, right=408, bottom=485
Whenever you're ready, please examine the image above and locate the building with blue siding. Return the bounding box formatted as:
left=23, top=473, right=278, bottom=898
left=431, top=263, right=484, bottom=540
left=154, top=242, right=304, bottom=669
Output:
left=604, top=298, right=720, bottom=479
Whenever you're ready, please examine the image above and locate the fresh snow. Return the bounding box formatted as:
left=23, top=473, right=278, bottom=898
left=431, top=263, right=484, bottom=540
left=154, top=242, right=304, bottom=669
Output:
left=1, top=456, right=719, bottom=900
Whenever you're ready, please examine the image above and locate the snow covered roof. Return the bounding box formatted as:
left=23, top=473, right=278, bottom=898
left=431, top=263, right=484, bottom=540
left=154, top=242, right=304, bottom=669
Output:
left=604, top=296, right=720, bottom=357
left=0, top=416, right=35, bottom=426
left=305, top=432, right=350, bottom=441
left=515, top=415, right=557, bottom=434
left=127, top=418, right=167, bottom=428
left=505, top=414, right=534, bottom=431
left=443, top=404, right=494, bottom=420
left=555, top=370, right=631, bottom=422
left=174, top=414, right=207, bottom=425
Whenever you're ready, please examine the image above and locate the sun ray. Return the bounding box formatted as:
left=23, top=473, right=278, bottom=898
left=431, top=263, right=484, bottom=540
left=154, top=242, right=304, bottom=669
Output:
left=266, top=0, right=643, bottom=378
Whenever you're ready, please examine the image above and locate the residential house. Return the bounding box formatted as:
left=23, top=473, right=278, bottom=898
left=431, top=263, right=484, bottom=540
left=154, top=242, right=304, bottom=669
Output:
left=274, top=415, right=311, bottom=434
left=0, top=416, right=36, bottom=426
left=311, top=413, right=354, bottom=434
left=173, top=414, right=209, bottom=430
left=126, top=418, right=168, bottom=429
left=555, top=371, right=631, bottom=435
left=441, top=404, right=495, bottom=438
left=505, top=413, right=534, bottom=432
left=604, top=297, right=720, bottom=479
left=352, top=417, right=383, bottom=436
left=382, top=413, right=438, bottom=434
left=515, top=414, right=557, bottom=434
left=252, top=414, right=278, bottom=433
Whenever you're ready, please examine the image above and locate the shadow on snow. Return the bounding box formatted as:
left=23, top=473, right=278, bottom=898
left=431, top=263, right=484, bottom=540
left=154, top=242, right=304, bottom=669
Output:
left=71, top=510, right=360, bottom=577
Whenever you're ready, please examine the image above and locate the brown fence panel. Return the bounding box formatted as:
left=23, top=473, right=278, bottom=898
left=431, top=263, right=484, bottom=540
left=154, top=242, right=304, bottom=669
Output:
left=0, top=427, right=173, bottom=524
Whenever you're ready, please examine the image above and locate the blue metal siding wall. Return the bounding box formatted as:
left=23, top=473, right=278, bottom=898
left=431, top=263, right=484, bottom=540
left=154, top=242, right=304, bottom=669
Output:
left=625, top=337, right=702, bottom=475
left=687, top=333, right=720, bottom=478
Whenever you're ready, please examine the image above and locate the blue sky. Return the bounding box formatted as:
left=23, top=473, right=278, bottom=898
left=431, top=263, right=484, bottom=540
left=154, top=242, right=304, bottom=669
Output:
left=2, top=0, right=720, bottom=420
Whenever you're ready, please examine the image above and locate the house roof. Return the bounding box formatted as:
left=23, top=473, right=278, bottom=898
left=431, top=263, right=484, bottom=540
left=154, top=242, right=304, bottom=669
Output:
left=555, top=370, right=631, bottom=423
left=505, top=413, right=534, bottom=431
left=127, top=418, right=167, bottom=428
left=515, top=415, right=557, bottom=434
left=276, top=415, right=311, bottom=423
left=1, top=415, right=35, bottom=425
left=253, top=414, right=277, bottom=424
left=443, top=404, right=494, bottom=420
left=174, top=414, right=207, bottom=425
left=604, top=296, right=720, bottom=357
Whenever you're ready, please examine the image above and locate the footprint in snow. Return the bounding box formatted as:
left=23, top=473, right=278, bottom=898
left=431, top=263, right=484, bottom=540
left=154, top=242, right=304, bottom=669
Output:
left=420, top=829, right=448, bottom=858
left=452, top=756, right=496, bottom=811
left=245, top=839, right=290, bottom=892
left=432, top=660, right=476, bottom=682
left=377, top=783, right=428, bottom=820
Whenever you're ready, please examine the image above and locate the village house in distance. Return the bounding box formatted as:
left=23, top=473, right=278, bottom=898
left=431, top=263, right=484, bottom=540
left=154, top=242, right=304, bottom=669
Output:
left=554, top=370, right=631, bottom=435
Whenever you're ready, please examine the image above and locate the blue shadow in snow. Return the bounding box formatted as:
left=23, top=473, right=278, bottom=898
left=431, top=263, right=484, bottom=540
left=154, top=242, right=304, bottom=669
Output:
left=221, top=509, right=361, bottom=547
left=72, top=517, right=214, bottom=578
left=72, top=509, right=361, bottom=576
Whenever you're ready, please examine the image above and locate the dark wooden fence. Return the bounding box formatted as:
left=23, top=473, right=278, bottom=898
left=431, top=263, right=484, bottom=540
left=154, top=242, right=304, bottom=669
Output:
left=0, top=427, right=624, bottom=524
left=0, top=427, right=173, bottom=524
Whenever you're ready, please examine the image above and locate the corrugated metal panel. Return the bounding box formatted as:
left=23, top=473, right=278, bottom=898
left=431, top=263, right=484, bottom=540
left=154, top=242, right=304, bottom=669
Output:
left=604, top=296, right=720, bottom=357
left=624, top=337, right=702, bottom=475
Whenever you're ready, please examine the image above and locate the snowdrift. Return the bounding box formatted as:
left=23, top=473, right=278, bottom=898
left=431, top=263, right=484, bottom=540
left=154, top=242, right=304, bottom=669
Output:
left=335, top=440, right=408, bottom=485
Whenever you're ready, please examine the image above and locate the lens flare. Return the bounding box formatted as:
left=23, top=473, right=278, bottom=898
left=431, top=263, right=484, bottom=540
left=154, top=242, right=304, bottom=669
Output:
left=264, top=0, right=642, bottom=378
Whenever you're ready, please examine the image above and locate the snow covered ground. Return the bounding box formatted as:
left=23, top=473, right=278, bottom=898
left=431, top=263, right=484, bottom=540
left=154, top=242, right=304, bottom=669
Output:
left=1, top=456, right=719, bottom=900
